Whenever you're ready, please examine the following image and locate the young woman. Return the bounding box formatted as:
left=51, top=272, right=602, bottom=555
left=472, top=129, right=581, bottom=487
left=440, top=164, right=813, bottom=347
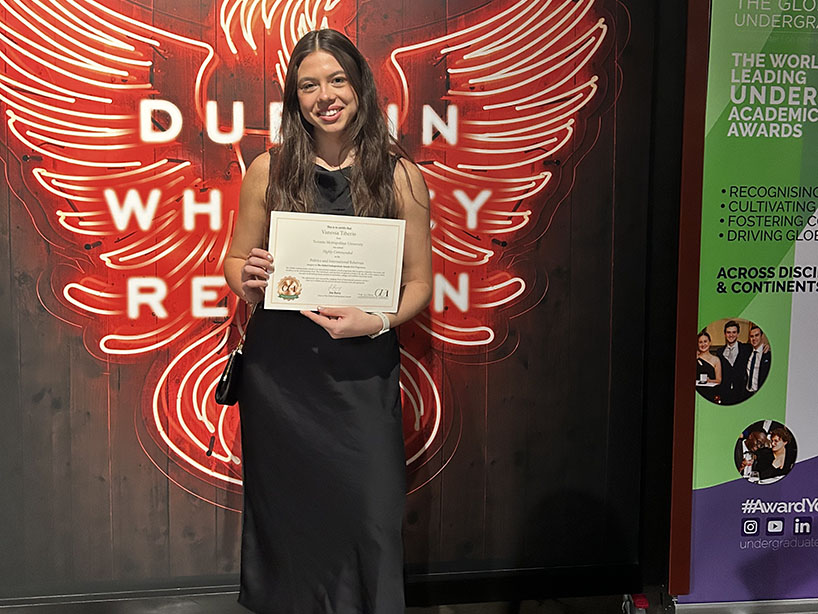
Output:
left=767, top=427, right=796, bottom=480
left=224, top=29, right=432, bottom=614
left=695, top=329, right=722, bottom=403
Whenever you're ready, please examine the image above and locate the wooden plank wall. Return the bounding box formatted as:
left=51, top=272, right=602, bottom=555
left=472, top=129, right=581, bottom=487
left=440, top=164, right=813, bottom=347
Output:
left=0, top=0, right=655, bottom=597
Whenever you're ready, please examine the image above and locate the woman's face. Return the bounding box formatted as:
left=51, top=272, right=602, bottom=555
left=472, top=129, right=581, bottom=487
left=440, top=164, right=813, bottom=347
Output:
left=771, top=435, right=787, bottom=452
left=698, top=335, right=710, bottom=353
left=296, top=50, right=359, bottom=139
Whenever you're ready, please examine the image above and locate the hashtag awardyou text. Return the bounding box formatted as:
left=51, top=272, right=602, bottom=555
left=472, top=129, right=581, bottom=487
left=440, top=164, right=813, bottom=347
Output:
left=741, top=496, right=818, bottom=513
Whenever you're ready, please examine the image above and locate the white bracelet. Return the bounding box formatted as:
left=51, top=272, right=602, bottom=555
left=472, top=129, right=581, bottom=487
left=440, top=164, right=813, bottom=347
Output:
left=368, top=311, right=390, bottom=338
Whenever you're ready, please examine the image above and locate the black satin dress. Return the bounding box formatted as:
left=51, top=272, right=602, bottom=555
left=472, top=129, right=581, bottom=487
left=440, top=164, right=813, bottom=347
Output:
left=696, top=357, right=719, bottom=403
left=238, top=167, right=406, bottom=614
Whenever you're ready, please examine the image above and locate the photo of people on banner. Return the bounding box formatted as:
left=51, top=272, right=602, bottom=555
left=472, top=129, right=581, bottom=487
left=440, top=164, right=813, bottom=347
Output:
left=734, top=420, right=797, bottom=485
left=695, top=318, right=772, bottom=405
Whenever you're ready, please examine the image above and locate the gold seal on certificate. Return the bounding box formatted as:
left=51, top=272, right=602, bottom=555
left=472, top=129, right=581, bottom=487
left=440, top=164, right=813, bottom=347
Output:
left=264, top=211, right=405, bottom=312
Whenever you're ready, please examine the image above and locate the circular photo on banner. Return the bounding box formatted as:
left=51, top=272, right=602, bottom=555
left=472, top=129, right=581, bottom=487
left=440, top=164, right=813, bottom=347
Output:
left=696, top=318, right=772, bottom=405
left=734, top=420, right=797, bottom=485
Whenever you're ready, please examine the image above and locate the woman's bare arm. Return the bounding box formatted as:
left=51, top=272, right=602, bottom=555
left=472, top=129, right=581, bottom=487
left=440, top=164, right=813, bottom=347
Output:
left=224, top=152, right=273, bottom=303
left=712, top=356, right=722, bottom=384
left=387, top=158, right=433, bottom=327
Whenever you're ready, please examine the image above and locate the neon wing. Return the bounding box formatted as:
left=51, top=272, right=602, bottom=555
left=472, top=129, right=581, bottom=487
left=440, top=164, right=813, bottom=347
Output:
left=389, top=0, right=608, bottom=355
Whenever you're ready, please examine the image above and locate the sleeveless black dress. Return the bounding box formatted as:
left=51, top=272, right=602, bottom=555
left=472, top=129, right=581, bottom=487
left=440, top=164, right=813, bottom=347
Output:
left=696, top=357, right=719, bottom=403
left=237, top=166, right=406, bottom=614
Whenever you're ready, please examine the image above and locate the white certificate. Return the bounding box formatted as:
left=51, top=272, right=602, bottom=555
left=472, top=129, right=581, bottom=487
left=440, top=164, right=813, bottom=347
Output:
left=264, top=211, right=405, bottom=312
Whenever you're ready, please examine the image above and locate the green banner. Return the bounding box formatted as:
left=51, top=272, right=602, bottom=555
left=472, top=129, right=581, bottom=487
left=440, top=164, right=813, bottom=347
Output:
left=682, top=0, right=818, bottom=604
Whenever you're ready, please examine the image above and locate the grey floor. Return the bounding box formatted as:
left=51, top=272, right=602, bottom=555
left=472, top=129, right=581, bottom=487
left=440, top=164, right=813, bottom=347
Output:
left=0, top=590, right=673, bottom=613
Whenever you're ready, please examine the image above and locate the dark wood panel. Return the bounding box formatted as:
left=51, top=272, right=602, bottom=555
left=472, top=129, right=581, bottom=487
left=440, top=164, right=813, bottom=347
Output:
left=0, top=140, right=25, bottom=587
left=68, top=343, right=114, bottom=582
left=482, top=0, right=634, bottom=566
left=564, top=122, right=624, bottom=565
left=484, top=333, right=534, bottom=563
left=214, top=495, right=242, bottom=575
left=522, top=193, right=574, bottom=565
left=169, top=486, right=219, bottom=577
left=13, top=197, right=74, bottom=585
left=438, top=365, right=488, bottom=564
left=110, top=366, right=170, bottom=580
left=403, top=330, right=445, bottom=567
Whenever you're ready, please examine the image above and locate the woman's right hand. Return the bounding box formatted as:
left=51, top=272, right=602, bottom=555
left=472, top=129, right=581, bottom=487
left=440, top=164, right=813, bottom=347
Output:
left=241, top=248, right=274, bottom=304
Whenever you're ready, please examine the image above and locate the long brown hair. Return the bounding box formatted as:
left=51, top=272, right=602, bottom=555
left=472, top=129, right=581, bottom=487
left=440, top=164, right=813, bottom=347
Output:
left=266, top=29, right=400, bottom=218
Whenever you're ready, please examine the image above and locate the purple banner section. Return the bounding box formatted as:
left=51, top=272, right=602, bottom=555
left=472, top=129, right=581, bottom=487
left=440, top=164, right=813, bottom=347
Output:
left=679, top=456, right=818, bottom=603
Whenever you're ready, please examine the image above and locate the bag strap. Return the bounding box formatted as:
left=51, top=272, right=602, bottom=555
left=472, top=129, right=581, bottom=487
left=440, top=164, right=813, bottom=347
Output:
left=235, top=302, right=258, bottom=352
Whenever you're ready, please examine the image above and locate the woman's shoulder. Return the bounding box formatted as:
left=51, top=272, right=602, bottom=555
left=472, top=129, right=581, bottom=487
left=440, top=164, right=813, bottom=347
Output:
left=391, top=155, right=424, bottom=186
left=249, top=149, right=275, bottom=173
left=391, top=156, right=430, bottom=218
left=240, top=151, right=274, bottom=202
left=244, top=150, right=275, bottom=185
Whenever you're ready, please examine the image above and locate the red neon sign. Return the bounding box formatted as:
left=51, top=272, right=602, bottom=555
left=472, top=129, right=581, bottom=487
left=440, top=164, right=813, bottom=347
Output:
left=0, top=0, right=609, bottom=510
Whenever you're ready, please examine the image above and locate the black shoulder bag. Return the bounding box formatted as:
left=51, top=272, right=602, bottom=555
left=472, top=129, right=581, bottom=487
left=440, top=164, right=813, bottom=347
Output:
left=214, top=304, right=256, bottom=406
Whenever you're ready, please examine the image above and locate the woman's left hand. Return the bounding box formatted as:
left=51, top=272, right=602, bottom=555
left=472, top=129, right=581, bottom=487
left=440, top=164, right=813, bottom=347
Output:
left=301, top=307, right=384, bottom=339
